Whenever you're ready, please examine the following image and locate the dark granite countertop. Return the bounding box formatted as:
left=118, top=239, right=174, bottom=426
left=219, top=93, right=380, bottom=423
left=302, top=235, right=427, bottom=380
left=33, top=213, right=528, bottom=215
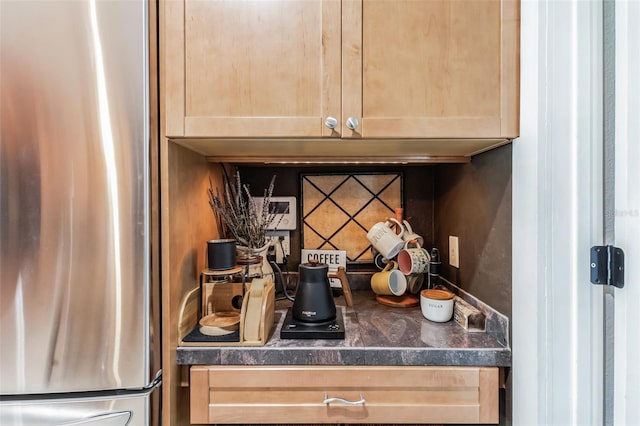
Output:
left=177, top=284, right=511, bottom=367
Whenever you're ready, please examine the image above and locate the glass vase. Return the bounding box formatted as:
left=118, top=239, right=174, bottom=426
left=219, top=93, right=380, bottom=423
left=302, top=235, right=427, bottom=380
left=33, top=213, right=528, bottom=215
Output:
left=237, top=242, right=273, bottom=284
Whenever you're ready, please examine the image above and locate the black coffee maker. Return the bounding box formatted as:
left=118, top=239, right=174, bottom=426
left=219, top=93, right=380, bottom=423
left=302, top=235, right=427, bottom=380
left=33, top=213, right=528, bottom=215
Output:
left=280, top=261, right=351, bottom=339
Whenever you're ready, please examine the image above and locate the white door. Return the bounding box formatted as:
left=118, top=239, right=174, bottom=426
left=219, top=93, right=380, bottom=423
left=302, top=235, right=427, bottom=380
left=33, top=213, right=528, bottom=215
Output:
left=613, top=2, right=640, bottom=424
left=514, top=0, right=639, bottom=425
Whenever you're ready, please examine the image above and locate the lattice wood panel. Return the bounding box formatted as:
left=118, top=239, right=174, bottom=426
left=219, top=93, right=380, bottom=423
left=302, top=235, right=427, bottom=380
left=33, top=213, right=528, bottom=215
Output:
left=301, top=173, right=403, bottom=262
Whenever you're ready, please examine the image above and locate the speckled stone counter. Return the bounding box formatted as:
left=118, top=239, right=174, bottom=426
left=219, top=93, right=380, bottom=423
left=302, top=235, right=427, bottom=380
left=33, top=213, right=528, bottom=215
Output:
left=177, top=284, right=511, bottom=367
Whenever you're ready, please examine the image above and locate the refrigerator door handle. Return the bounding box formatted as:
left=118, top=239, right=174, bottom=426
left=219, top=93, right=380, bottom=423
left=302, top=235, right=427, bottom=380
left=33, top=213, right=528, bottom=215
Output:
left=143, top=369, right=162, bottom=391
left=60, top=411, right=131, bottom=426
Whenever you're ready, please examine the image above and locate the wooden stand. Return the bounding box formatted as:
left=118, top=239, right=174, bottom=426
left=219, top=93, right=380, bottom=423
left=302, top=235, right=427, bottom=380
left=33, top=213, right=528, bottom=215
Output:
left=178, top=277, right=275, bottom=347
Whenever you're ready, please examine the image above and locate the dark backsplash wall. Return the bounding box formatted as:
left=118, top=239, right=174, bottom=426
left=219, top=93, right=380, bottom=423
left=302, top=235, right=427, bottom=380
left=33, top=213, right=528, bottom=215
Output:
left=434, top=144, right=512, bottom=318
left=236, top=165, right=435, bottom=270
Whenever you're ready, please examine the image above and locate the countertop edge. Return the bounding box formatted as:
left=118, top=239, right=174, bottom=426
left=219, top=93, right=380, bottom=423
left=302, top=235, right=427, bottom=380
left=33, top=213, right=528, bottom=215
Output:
left=176, top=345, right=511, bottom=367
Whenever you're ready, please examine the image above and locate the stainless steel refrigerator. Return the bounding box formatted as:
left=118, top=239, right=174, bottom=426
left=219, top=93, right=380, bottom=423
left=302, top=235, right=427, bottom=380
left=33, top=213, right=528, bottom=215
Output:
left=0, top=1, right=160, bottom=425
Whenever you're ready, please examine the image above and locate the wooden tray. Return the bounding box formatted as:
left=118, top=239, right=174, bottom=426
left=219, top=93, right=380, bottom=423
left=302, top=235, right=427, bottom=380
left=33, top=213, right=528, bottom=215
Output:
left=375, top=293, right=420, bottom=308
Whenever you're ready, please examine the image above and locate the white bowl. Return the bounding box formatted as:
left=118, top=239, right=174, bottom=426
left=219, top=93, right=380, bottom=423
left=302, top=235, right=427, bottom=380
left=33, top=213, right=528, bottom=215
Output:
left=420, top=289, right=454, bottom=322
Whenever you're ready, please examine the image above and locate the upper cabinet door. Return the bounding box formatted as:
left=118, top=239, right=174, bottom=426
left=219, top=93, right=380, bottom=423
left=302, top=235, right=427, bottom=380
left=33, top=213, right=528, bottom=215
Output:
left=164, top=0, right=342, bottom=138
left=163, top=0, right=519, bottom=142
left=342, top=0, right=519, bottom=139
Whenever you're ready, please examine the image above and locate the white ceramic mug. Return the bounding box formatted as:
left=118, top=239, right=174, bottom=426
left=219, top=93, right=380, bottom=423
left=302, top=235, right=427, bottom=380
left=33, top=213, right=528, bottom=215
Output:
left=402, top=220, right=424, bottom=248
left=366, top=218, right=405, bottom=259
left=398, top=247, right=430, bottom=275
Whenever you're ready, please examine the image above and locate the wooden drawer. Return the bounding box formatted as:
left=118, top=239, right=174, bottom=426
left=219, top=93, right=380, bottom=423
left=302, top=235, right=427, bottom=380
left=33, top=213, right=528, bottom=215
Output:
left=190, top=365, right=499, bottom=424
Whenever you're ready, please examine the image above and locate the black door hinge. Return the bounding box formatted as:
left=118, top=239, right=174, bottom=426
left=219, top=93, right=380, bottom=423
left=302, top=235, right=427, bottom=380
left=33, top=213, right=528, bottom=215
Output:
left=591, top=245, right=625, bottom=288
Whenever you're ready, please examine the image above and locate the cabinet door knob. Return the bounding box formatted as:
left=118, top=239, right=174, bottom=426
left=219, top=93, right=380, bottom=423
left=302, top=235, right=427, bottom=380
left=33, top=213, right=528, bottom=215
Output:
left=325, top=116, right=338, bottom=129
left=323, top=392, right=366, bottom=406
left=346, top=116, right=359, bottom=130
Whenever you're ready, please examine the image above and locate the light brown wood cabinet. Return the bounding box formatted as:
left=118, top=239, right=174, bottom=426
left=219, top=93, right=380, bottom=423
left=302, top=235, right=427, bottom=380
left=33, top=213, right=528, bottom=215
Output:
left=163, top=0, right=519, bottom=140
left=190, top=365, right=499, bottom=424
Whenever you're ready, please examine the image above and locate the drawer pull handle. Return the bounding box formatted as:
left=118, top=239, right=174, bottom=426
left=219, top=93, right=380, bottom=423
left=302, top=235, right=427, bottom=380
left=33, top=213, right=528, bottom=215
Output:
left=323, top=393, right=365, bottom=406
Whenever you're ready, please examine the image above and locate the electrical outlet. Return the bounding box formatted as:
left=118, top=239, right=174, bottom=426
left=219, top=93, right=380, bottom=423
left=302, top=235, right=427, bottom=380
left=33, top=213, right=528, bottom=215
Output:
left=449, top=236, right=460, bottom=268
left=267, top=230, right=290, bottom=264
left=280, top=236, right=290, bottom=257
